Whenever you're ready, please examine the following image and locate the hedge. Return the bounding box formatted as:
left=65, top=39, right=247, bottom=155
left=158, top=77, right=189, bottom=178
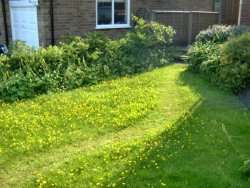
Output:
left=0, top=18, right=175, bottom=102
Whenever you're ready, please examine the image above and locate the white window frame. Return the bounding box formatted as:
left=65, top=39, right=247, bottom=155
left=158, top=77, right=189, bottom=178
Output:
left=96, top=0, right=131, bottom=29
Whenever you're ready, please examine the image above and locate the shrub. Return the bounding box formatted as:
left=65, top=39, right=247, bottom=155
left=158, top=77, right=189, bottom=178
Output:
left=196, top=25, right=250, bottom=44
left=131, top=17, right=175, bottom=47
left=196, top=25, right=231, bottom=44
left=219, top=33, right=250, bottom=91
left=199, top=45, right=221, bottom=82
left=112, top=17, right=175, bottom=75
left=0, top=55, right=9, bottom=78
left=84, top=32, right=110, bottom=54
left=0, top=18, right=175, bottom=102
left=240, top=159, right=250, bottom=178
left=186, top=42, right=219, bottom=73
left=187, top=31, right=250, bottom=92
left=8, top=40, right=34, bottom=54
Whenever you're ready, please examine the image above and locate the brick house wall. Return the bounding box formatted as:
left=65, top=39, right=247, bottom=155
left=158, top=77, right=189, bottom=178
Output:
left=0, top=0, right=214, bottom=46
left=39, top=0, right=214, bottom=46
left=239, top=0, right=250, bottom=25
left=38, top=0, right=51, bottom=46
left=137, top=0, right=214, bottom=11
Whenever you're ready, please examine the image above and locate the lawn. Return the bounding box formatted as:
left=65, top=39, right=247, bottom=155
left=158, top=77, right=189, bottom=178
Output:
left=0, top=64, right=249, bottom=188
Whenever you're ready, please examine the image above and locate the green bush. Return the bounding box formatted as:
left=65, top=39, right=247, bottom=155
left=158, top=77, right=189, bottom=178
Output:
left=219, top=33, right=250, bottom=91
left=8, top=40, right=34, bottom=55
left=187, top=31, right=250, bottom=92
left=0, top=18, right=175, bottom=102
left=186, top=42, right=219, bottom=73
left=196, top=25, right=250, bottom=44
left=84, top=17, right=175, bottom=77
left=240, top=159, right=250, bottom=178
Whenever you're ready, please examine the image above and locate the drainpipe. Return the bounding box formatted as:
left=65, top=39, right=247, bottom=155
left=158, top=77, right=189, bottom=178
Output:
left=1, top=0, right=9, bottom=45
left=238, top=0, right=243, bottom=25
left=50, top=0, right=55, bottom=45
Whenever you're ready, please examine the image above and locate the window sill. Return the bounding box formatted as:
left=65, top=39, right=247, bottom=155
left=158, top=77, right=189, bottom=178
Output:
left=96, top=24, right=131, bottom=30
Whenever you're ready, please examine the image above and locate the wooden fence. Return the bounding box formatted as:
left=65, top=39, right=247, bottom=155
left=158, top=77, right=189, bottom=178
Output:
left=221, top=0, right=240, bottom=25
left=152, top=11, right=220, bottom=45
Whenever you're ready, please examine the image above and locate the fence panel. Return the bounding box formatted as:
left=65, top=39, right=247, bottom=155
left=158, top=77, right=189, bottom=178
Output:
left=152, top=11, right=220, bottom=45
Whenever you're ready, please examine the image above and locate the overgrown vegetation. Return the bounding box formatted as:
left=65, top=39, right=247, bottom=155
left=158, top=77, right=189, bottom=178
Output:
left=0, top=18, right=175, bottom=102
left=241, top=160, right=250, bottom=178
left=195, top=25, right=250, bottom=44
left=186, top=25, right=250, bottom=92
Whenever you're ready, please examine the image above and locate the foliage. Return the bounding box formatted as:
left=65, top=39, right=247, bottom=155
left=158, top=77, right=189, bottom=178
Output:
left=186, top=42, right=219, bottom=73
left=0, top=18, right=175, bottom=102
left=187, top=26, right=250, bottom=92
left=105, top=17, right=175, bottom=76
left=219, top=33, right=250, bottom=91
left=195, top=25, right=250, bottom=44
left=8, top=40, right=34, bottom=55
left=240, top=159, right=250, bottom=178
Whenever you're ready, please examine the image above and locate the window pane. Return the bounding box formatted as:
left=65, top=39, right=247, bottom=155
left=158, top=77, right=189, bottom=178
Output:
left=98, top=0, right=112, bottom=25
left=114, top=0, right=128, bottom=24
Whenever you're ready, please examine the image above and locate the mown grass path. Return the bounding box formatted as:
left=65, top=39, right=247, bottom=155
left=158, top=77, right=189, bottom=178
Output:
left=0, top=64, right=249, bottom=187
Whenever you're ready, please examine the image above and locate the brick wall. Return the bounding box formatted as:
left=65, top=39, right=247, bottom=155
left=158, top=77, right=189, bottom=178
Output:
left=0, top=0, right=214, bottom=46
left=39, top=0, right=214, bottom=45
left=240, top=0, right=250, bottom=25
left=38, top=0, right=51, bottom=46
left=135, top=0, right=214, bottom=11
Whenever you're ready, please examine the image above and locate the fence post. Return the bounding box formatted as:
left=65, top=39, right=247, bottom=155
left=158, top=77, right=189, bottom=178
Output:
left=188, top=12, right=193, bottom=45
left=218, top=13, right=222, bottom=24
left=151, top=11, right=156, bottom=22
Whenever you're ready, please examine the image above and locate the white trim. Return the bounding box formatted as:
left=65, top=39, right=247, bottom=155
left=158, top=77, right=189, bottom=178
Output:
left=127, top=0, right=130, bottom=26
left=112, top=0, right=115, bottom=25
left=238, top=0, right=243, bottom=25
left=96, top=24, right=131, bottom=29
left=96, top=0, right=131, bottom=29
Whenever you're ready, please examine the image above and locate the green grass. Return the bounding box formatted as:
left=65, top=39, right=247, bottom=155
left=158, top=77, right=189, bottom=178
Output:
left=0, top=64, right=249, bottom=187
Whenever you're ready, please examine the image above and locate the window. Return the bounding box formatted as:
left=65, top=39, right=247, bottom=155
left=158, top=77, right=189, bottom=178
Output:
left=96, top=0, right=130, bottom=29
left=97, top=0, right=112, bottom=25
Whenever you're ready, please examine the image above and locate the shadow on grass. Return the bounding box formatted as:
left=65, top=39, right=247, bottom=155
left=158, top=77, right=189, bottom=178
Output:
left=101, top=70, right=250, bottom=188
